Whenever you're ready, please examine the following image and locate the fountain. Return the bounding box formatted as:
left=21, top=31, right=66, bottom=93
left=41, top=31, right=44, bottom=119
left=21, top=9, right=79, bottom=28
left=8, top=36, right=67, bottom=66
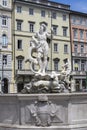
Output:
left=0, top=23, right=87, bottom=130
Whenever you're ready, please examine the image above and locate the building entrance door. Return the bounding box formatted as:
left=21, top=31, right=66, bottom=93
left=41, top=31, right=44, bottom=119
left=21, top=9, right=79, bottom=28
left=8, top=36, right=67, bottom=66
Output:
left=2, top=78, right=8, bottom=93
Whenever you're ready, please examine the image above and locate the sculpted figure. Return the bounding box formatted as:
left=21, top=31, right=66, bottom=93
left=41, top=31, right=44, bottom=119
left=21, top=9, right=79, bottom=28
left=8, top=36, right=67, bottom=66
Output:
left=28, top=95, right=58, bottom=127
left=60, top=58, right=71, bottom=91
left=28, top=23, right=53, bottom=75
left=61, top=58, right=71, bottom=76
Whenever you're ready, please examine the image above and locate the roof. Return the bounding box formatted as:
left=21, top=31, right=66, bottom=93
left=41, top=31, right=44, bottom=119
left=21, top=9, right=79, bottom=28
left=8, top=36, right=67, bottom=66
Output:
left=14, top=0, right=70, bottom=11
left=70, top=10, right=87, bottom=17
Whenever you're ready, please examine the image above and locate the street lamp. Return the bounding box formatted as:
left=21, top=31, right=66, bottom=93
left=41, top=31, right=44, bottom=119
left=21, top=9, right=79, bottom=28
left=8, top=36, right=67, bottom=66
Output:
left=86, top=70, right=87, bottom=89
left=48, top=10, right=53, bottom=71
left=48, top=10, right=53, bottom=72
left=85, top=57, right=87, bottom=90
left=85, top=55, right=87, bottom=90
left=51, top=10, right=53, bottom=72
left=1, top=54, right=4, bottom=93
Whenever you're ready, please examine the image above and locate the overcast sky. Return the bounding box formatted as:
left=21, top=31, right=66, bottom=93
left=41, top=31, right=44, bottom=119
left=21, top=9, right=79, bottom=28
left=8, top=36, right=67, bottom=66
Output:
left=50, top=0, right=87, bottom=13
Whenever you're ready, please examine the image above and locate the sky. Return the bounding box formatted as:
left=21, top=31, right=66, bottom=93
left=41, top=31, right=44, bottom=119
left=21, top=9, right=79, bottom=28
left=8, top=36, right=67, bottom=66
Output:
left=50, top=0, right=87, bottom=13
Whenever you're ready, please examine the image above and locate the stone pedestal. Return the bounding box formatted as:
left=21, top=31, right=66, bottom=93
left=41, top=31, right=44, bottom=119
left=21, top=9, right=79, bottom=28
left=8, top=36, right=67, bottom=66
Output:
left=0, top=93, right=87, bottom=130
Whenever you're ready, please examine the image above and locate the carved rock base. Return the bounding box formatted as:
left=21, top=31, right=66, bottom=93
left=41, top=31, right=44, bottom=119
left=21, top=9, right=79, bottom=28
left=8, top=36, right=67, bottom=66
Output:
left=0, top=93, right=87, bottom=130
left=0, top=124, right=86, bottom=130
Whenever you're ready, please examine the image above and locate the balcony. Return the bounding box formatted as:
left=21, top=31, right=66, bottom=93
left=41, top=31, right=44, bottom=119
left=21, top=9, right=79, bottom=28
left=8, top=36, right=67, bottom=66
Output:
left=71, top=71, right=86, bottom=76
left=72, top=52, right=87, bottom=58
left=16, top=69, right=61, bottom=76
left=16, top=69, right=34, bottom=76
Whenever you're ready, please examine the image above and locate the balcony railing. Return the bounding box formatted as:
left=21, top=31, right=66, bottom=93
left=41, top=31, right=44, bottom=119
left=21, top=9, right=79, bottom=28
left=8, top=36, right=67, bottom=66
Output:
left=16, top=69, right=34, bottom=75
left=71, top=71, right=86, bottom=75
left=72, top=52, right=87, bottom=57
left=16, top=69, right=61, bottom=75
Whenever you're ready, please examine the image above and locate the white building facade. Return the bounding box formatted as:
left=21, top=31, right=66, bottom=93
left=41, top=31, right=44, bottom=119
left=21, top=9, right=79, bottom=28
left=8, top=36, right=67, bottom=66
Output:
left=0, top=0, right=12, bottom=93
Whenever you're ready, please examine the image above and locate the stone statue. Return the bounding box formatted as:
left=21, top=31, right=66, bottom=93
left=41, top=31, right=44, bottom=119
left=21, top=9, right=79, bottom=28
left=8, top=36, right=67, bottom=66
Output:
left=26, top=23, right=53, bottom=75
left=59, top=58, right=71, bottom=91
left=61, top=58, right=71, bottom=76
left=23, top=24, right=72, bottom=94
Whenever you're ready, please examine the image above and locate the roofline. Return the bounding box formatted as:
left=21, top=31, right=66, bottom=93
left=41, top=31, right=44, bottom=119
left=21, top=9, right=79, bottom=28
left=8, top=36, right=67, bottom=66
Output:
left=49, top=0, right=70, bottom=8
left=13, top=0, right=70, bottom=12
left=70, top=10, right=87, bottom=17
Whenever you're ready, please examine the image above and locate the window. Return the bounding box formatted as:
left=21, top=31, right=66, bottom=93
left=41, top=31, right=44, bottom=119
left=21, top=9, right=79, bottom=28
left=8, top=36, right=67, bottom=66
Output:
left=17, top=40, right=22, bottom=50
left=2, top=0, right=7, bottom=6
left=17, top=20, right=22, bottom=31
left=54, top=43, right=58, bottom=52
left=63, top=27, right=67, bottom=36
left=77, top=17, right=80, bottom=24
left=80, top=30, right=84, bottom=40
left=17, top=6, right=22, bottom=13
left=52, top=25, right=58, bottom=35
left=63, top=14, right=66, bottom=21
left=72, top=16, right=76, bottom=24
left=74, top=60, right=79, bottom=71
left=2, top=16, right=7, bottom=26
left=74, top=43, right=78, bottom=53
left=18, top=59, right=23, bottom=70
left=86, top=19, right=87, bottom=26
left=29, top=8, right=34, bottom=15
left=86, top=31, right=87, bottom=40
left=3, top=55, right=7, bottom=65
left=29, top=22, right=34, bottom=32
left=52, top=12, right=56, bottom=19
left=54, top=59, right=59, bottom=71
left=83, top=18, right=86, bottom=25
left=41, top=10, right=45, bottom=17
left=64, top=44, right=68, bottom=53
left=81, top=43, right=84, bottom=53
left=80, top=18, right=83, bottom=25
left=73, top=29, right=78, bottom=39
left=2, top=34, right=8, bottom=47
left=81, top=60, right=85, bottom=71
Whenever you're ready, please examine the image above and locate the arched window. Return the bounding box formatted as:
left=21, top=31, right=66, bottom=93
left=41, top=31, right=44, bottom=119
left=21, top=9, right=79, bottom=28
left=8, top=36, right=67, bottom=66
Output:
left=2, top=34, right=8, bottom=47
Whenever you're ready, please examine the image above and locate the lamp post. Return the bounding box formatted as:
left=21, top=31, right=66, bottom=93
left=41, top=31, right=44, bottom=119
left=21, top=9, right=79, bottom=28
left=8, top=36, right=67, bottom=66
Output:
left=50, top=10, right=52, bottom=71
left=1, top=54, right=4, bottom=93
left=0, top=53, right=3, bottom=94
left=50, top=10, right=52, bottom=72
left=48, top=10, right=53, bottom=72
left=85, top=53, right=87, bottom=89
left=85, top=56, right=87, bottom=90
left=86, top=71, right=87, bottom=89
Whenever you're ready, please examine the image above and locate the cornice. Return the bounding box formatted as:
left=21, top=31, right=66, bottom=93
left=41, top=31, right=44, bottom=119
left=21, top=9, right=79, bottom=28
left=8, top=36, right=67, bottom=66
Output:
left=70, top=10, right=87, bottom=17
left=14, top=0, right=70, bottom=13
left=0, top=4, right=12, bottom=12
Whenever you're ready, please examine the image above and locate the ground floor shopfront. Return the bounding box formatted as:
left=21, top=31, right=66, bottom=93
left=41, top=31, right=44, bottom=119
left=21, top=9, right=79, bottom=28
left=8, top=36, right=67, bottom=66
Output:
left=72, top=72, right=87, bottom=92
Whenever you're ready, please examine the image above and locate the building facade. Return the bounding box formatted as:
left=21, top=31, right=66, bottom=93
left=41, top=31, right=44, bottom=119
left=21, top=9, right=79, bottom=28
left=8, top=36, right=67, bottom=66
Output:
left=0, top=0, right=12, bottom=93
left=70, top=11, right=87, bottom=91
left=12, top=0, right=71, bottom=93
